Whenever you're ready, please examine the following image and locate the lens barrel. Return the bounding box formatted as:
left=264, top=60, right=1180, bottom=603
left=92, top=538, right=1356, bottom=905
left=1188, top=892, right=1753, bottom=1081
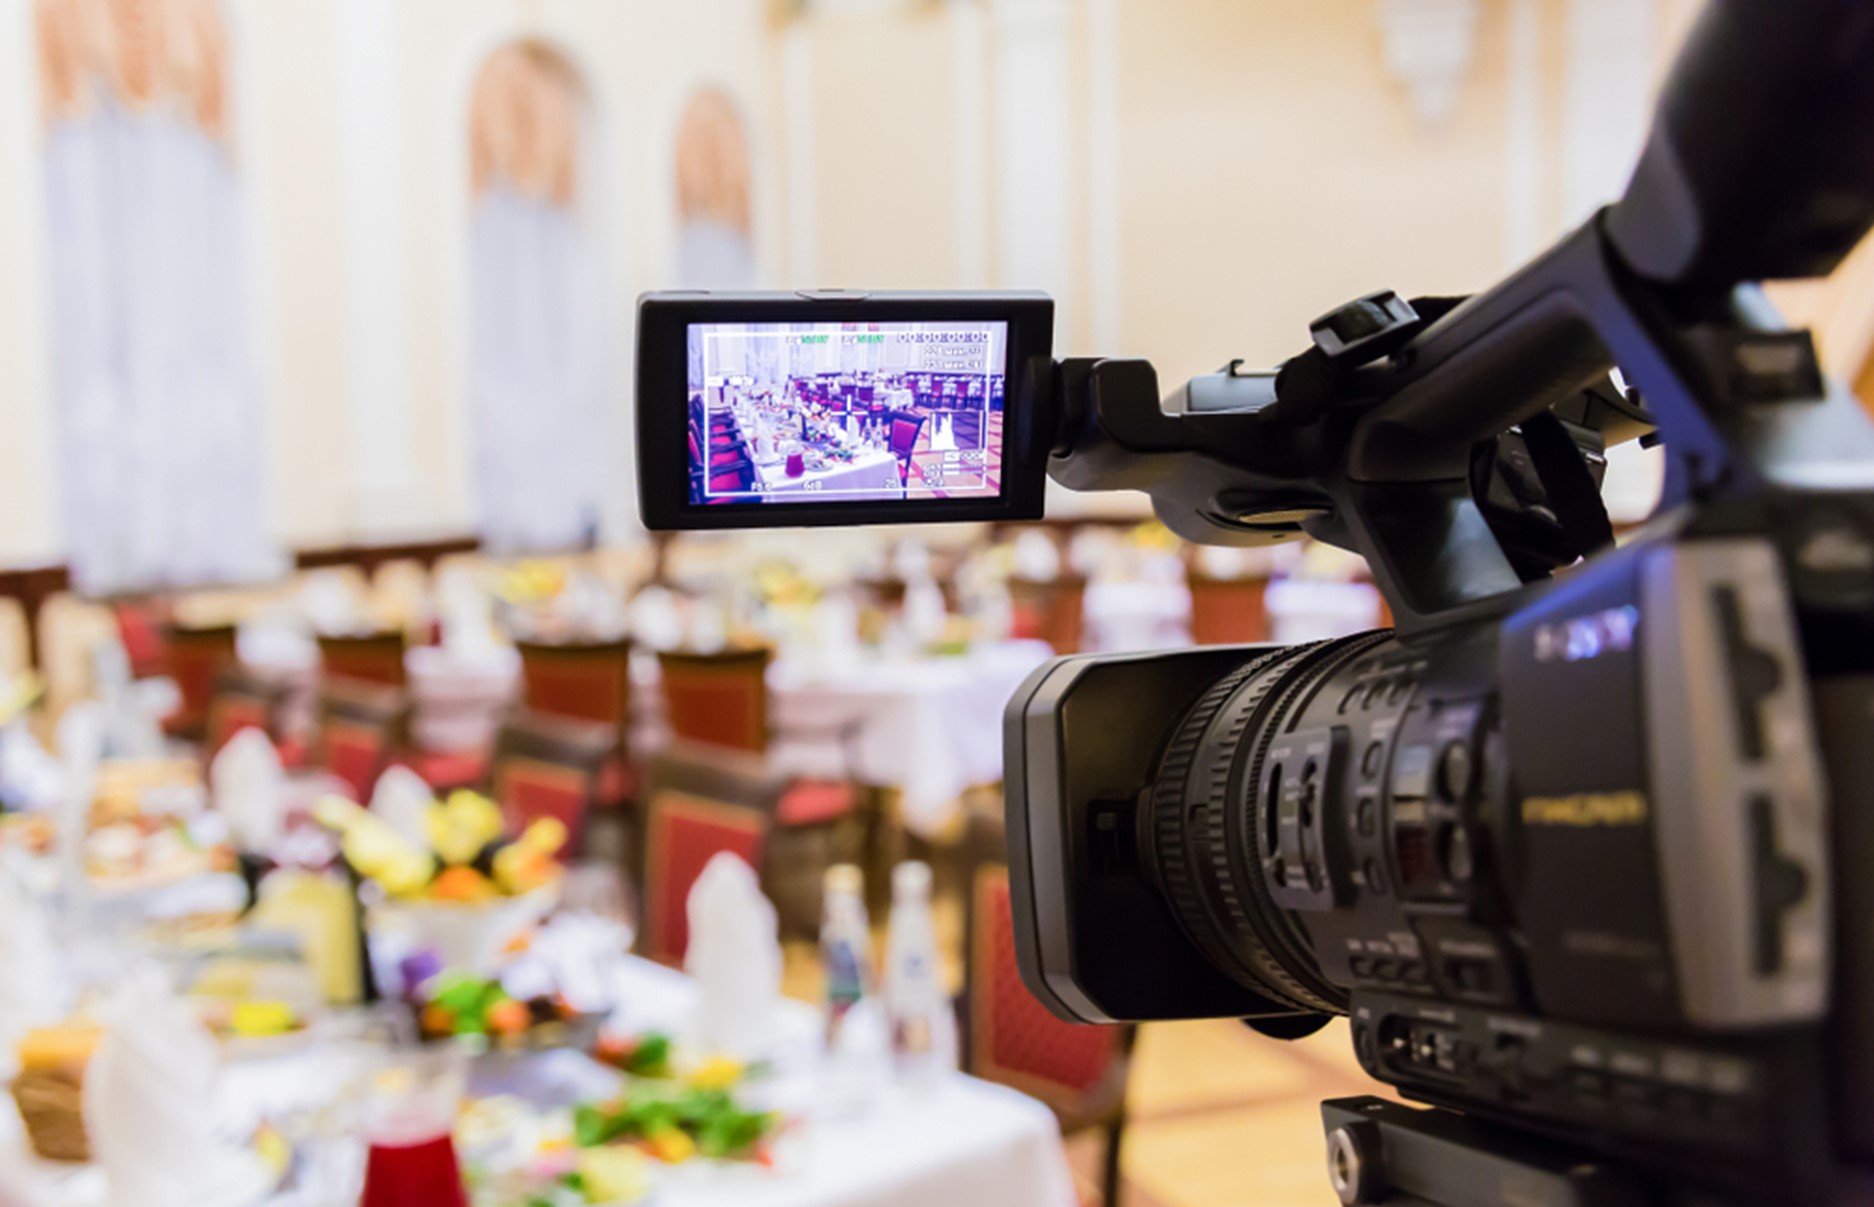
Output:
left=1145, top=632, right=1393, bottom=1015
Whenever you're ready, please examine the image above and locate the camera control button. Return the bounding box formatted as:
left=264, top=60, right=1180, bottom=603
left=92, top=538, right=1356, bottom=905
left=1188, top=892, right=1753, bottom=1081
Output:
left=1360, top=740, right=1385, bottom=780
left=1436, top=741, right=1473, bottom=801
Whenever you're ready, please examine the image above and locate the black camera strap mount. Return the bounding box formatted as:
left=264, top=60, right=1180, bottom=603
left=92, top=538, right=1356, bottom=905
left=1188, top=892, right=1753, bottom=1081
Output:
left=1320, top=1097, right=1749, bottom=1207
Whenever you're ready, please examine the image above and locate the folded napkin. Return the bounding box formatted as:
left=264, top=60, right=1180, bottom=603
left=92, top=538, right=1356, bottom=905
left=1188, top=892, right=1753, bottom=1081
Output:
left=1010, top=530, right=1062, bottom=581
left=0, top=722, right=65, bottom=813
left=298, top=570, right=365, bottom=635
left=683, top=853, right=782, bottom=1060
left=210, top=728, right=286, bottom=853
left=54, top=702, right=105, bottom=892
left=903, top=580, right=948, bottom=646
left=0, top=871, right=71, bottom=1079
left=85, top=968, right=265, bottom=1207
left=369, top=765, right=436, bottom=852
left=628, top=586, right=685, bottom=651
left=437, top=567, right=500, bottom=656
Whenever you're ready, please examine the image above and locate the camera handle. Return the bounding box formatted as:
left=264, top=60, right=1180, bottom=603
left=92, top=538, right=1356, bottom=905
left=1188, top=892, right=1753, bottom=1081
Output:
left=1319, top=1098, right=1749, bottom=1207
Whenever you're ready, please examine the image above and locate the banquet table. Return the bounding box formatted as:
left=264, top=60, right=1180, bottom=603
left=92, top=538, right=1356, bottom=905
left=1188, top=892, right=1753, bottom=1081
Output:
left=750, top=448, right=902, bottom=502
left=1, top=958, right=1078, bottom=1207
left=238, top=630, right=521, bottom=754
left=635, top=641, right=1054, bottom=839
left=1081, top=578, right=1193, bottom=653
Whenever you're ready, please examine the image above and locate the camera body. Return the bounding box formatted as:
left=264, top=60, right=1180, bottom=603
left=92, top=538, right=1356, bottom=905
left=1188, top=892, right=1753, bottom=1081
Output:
left=1005, top=520, right=1853, bottom=1194
left=635, top=3, right=1874, bottom=1199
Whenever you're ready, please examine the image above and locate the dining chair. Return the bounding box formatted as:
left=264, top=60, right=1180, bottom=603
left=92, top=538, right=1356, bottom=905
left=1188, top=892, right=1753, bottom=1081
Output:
left=317, top=630, right=409, bottom=689
left=161, top=621, right=239, bottom=741
left=489, top=711, right=615, bottom=856
left=313, top=679, right=410, bottom=801
left=204, top=668, right=295, bottom=763
left=889, top=414, right=927, bottom=483
left=1008, top=576, right=1088, bottom=654
left=1187, top=571, right=1272, bottom=645
left=655, top=647, right=863, bottom=825
left=966, top=862, right=1136, bottom=1207
left=110, top=598, right=172, bottom=681
left=515, top=636, right=636, bottom=803
left=638, top=744, right=781, bottom=964
left=656, top=647, right=870, bottom=934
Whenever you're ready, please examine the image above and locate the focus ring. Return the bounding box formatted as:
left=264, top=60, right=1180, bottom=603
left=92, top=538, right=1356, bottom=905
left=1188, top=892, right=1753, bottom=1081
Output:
left=1152, top=647, right=1332, bottom=1013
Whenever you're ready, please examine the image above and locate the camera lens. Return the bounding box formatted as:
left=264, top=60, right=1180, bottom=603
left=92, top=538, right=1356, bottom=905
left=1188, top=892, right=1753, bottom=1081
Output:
left=1144, top=632, right=1393, bottom=1015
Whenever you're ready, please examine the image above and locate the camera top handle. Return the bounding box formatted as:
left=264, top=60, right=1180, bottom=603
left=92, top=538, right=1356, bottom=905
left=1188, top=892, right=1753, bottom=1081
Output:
left=1050, top=0, right=1874, bottom=634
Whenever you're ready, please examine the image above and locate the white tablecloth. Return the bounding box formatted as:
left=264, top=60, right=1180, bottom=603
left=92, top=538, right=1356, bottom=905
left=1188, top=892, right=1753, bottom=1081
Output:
left=238, top=633, right=521, bottom=754
left=1, top=958, right=1075, bottom=1207
left=632, top=641, right=1052, bottom=838
left=1082, top=579, right=1192, bottom=653
left=753, top=448, right=902, bottom=502
left=763, top=641, right=1051, bottom=837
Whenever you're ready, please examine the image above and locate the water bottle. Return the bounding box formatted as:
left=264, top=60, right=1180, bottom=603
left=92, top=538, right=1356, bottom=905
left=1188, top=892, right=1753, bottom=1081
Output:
left=883, top=861, right=953, bottom=1086
left=818, top=863, right=887, bottom=1114
left=821, top=863, right=872, bottom=1049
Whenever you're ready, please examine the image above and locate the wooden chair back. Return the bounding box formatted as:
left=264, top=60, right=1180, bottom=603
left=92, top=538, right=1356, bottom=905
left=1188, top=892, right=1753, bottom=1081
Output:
left=1187, top=573, right=1271, bottom=645
left=656, top=647, right=773, bottom=754
left=638, top=744, right=784, bottom=964
left=318, top=630, right=409, bottom=689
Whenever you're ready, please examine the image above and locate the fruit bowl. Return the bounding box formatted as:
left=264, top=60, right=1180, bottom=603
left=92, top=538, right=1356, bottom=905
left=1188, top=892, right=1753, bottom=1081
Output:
left=372, top=880, right=561, bottom=972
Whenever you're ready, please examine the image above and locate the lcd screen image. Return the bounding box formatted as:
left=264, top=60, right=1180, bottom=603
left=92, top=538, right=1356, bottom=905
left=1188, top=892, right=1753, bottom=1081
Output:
left=687, top=321, right=1007, bottom=506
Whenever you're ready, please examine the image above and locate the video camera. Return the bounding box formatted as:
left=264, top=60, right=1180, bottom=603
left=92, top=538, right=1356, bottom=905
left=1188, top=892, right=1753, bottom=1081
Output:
left=638, top=3, right=1874, bottom=1202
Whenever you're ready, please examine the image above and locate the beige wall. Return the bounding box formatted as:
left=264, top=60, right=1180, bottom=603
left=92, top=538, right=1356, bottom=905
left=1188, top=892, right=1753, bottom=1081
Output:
left=1113, top=0, right=1513, bottom=386
left=15, top=0, right=1874, bottom=572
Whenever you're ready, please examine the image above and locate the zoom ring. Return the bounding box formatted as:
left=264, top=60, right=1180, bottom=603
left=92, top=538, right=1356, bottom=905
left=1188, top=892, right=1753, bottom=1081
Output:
left=1151, top=646, right=1335, bottom=1015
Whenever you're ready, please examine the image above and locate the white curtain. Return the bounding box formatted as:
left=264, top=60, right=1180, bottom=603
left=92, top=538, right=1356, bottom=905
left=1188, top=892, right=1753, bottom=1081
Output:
left=677, top=216, right=757, bottom=290
left=43, top=97, right=272, bottom=596
left=467, top=185, right=604, bottom=554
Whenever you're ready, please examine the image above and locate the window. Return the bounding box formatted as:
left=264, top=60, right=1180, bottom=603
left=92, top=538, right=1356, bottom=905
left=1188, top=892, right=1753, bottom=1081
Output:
left=466, top=41, right=604, bottom=554
left=35, top=0, right=272, bottom=593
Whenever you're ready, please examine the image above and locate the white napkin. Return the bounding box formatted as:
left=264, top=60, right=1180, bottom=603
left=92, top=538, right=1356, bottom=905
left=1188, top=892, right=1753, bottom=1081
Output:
left=298, top=570, right=364, bottom=635
left=891, top=540, right=934, bottom=583
left=0, top=871, right=71, bottom=1079
left=210, top=728, right=286, bottom=853
left=683, top=853, right=782, bottom=1060
left=628, top=586, right=685, bottom=652
left=903, top=579, right=948, bottom=646
left=87, top=968, right=266, bottom=1207
left=369, top=765, right=435, bottom=851
left=437, top=567, right=499, bottom=656
left=54, top=702, right=105, bottom=894
left=1010, top=530, right=1061, bottom=581
left=92, top=640, right=161, bottom=759
left=0, top=722, right=66, bottom=812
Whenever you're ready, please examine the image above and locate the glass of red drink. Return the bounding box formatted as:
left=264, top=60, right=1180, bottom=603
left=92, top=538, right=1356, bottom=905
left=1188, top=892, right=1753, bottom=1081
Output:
left=358, top=1045, right=469, bottom=1207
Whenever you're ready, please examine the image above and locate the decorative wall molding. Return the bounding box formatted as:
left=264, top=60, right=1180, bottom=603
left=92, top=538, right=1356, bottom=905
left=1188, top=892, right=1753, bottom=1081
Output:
left=334, top=0, right=422, bottom=533
left=1502, top=0, right=1543, bottom=269
left=780, top=20, right=817, bottom=284
left=990, top=0, right=1073, bottom=345
left=1375, top=0, right=1480, bottom=128
left=1561, top=0, right=1657, bottom=226
left=1086, top=0, right=1121, bottom=352
left=948, top=0, right=990, bottom=288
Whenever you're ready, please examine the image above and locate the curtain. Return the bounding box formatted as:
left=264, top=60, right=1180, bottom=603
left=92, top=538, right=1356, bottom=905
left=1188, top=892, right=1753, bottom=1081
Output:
left=466, top=43, right=603, bottom=554
left=467, top=185, right=603, bottom=553
left=675, top=88, right=756, bottom=288
left=36, top=0, right=272, bottom=595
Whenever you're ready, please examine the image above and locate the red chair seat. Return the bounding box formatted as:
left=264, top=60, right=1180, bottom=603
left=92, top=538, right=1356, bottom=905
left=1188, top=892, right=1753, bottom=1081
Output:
left=277, top=738, right=308, bottom=770
left=597, top=754, right=639, bottom=803
left=407, top=749, right=490, bottom=792
left=776, top=778, right=858, bottom=826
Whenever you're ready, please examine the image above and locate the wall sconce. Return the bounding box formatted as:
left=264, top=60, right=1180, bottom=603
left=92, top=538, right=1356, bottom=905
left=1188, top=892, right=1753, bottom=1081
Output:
left=1376, top=0, right=1480, bottom=128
